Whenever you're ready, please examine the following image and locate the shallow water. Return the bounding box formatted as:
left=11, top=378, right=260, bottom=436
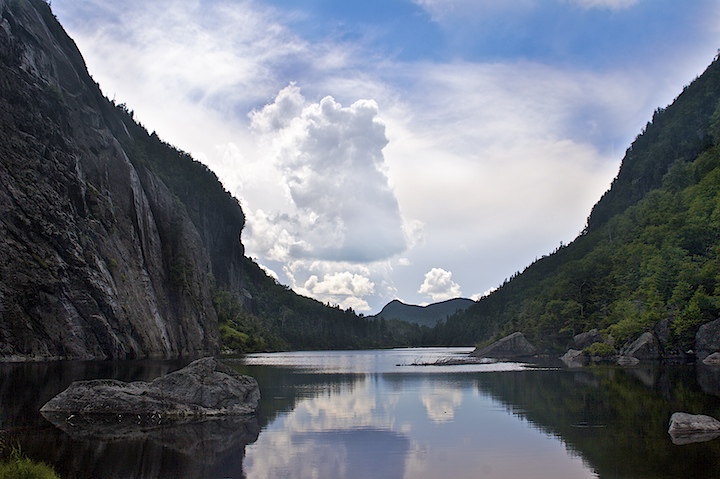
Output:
left=3, top=349, right=720, bottom=478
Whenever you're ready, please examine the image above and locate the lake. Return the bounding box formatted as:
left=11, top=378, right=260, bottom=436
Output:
left=3, top=348, right=720, bottom=478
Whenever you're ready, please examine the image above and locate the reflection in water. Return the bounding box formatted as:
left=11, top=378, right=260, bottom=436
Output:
left=0, top=359, right=258, bottom=479
left=4, top=350, right=720, bottom=478
left=239, top=350, right=595, bottom=479
left=421, top=385, right=463, bottom=422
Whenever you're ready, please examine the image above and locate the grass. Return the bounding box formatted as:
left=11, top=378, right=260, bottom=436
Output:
left=0, top=446, right=60, bottom=479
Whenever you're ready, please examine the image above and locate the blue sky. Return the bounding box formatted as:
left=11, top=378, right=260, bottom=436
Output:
left=52, top=0, right=720, bottom=312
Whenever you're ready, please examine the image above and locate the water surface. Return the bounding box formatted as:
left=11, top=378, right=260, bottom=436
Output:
left=3, top=348, right=720, bottom=478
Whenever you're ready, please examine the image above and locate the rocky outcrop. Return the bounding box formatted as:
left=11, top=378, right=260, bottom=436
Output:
left=668, top=412, right=720, bottom=445
left=471, top=332, right=537, bottom=359
left=620, top=332, right=661, bottom=361
left=0, top=0, right=249, bottom=360
left=40, top=357, right=259, bottom=419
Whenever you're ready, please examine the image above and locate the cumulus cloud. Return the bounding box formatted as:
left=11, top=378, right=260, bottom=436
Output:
left=247, top=85, right=407, bottom=263
left=281, top=262, right=385, bottom=311
left=418, top=268, right=462, bottom=302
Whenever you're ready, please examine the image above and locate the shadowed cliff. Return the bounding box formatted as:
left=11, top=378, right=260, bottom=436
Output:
left=0, top=0, right=246, bottom=359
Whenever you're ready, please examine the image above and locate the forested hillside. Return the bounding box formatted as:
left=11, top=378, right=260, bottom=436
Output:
left=428, top=55, right=720, bottom=354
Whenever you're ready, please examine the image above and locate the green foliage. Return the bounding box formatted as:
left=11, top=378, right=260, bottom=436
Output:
left=212, top=285, right=278, bottom=353
left=583, top=342, right=616, bottom=358
left=0, top=446, right=60, bottom=479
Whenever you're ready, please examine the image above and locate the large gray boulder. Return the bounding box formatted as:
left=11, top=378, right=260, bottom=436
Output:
left=696, top=319, right=720, bottom=360
left=621, top=332, right=661, bottom=361
left=40, top=357, right=259, bottom=419
left=668, top=412, right=720, bottom=445
left=472, top=332, right=537, bottom=359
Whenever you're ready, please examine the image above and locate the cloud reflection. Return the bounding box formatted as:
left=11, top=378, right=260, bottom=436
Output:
left=421, top=386, right=463, bottom=423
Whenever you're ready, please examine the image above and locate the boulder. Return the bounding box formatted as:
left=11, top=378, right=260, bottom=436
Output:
left=620, top=332, right=661, bottom=361
left=472, top=332, right=537, bottom=359
left=560, top=349, right=587, bottom=368
left=703, top=352, right=720, bottom=366
left=696, top=319, right=720, bottom=360
left=573, top=329, right=603, bottom=350
left=668, top=412, right=720, bottom=445
left=40, top=357, right=260, bottom=420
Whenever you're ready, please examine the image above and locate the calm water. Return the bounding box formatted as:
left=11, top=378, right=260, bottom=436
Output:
left=3, top=348, right=720, bottom=478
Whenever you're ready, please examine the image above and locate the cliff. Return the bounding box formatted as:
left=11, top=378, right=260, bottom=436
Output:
left=0, top=0, right=249, bottom=360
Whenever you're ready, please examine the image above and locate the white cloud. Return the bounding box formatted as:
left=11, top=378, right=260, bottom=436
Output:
left=282, top=262, right=387, bottom=311
left=418, top=268, right=462, bottom=302
left=247, top=85, right=407, bottom=263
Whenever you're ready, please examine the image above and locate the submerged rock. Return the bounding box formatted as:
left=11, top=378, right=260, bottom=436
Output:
left=616, top=356, right=640, bottom=366
left=668, top=412, right=720, bottom=445
left=472, top=332, right=537, bottom=359
left=40, top=357, right=260, bottom=419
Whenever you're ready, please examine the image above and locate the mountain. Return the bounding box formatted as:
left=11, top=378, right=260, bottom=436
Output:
left=370, top=299, right=475, bottom=327
left=428, top=54, right=720, bottom=355
left=0, top=0, right=414, bottom=360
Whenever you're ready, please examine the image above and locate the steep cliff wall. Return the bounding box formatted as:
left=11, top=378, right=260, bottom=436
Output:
left=0, top=0, right=247, bottom=360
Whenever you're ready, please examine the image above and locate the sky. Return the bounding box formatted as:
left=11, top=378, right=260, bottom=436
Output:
left=51, top=0, right=720, bottom=313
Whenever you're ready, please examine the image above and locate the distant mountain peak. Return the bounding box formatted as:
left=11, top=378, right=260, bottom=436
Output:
left=371, top=298, right=475, bottom=327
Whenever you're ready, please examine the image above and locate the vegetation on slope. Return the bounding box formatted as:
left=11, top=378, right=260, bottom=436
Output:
left=428, top=56, right=720, bottom=353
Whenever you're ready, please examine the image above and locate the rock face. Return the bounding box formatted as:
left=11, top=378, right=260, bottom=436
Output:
left=696, top=319, right=720, bottom=361
left=621, top=332, right=661, bottom=360
left=573, top=329, right=604, bottom=350
left=40, top=357, right=259, bottom=419
left=0, top=0, right=248, bottom=359
left=472, top=332, right=537, bottom=359
left=668, top=412, right=720, bottom=445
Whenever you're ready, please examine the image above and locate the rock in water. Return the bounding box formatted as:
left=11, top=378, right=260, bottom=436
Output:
left=703, top=352, right=720, bottom=366
left=668, top=412, right=720, bottom=445
left=471, top=332, right=537, bottom=359
left=40, top=358, right=259, bottom=419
